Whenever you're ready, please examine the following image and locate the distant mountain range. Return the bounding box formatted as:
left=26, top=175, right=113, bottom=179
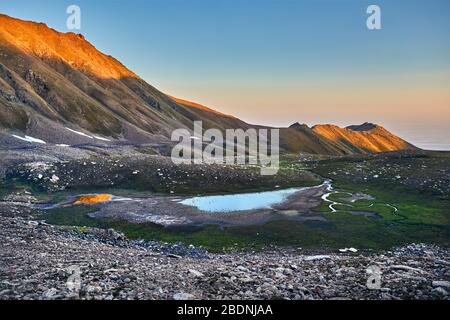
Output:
left=0, top=14, right=416, bottom=154
left=311, top=123, right=415, bottom=153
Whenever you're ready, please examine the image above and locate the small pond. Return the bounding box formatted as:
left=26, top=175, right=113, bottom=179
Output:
left=179, top=187, right=307, bottom=213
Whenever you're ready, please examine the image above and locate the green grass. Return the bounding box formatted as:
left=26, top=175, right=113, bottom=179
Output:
left=12, top=151, right=450, bottom=253
left=331, top=181, right=449, bottom=225
left=33, top=186, right=449, bottom=253
left=36, top=195, right=449, bottom=253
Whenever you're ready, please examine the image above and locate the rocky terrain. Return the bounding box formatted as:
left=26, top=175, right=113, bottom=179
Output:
left=0, top=211, right=449, bottom=300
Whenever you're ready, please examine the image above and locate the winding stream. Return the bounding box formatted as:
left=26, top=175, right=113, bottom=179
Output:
left=319, top=180, right=352, bottom=213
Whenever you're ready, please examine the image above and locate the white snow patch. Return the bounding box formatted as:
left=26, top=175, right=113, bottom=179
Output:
left=93, top=135, right=111, bottom=142
left=56, top=144, right=70, bottom=147
left=12, top=135, right=46, bottom=144
left=65, top=127, right=93, bottom=139
left=50, top=175, right=60, bottom=183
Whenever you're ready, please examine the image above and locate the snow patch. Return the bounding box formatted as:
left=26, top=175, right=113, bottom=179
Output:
left=339, top=247, right=358, bottom=253
left=65, top=127, right=93, bottom=139
left=93, top=135, right=111, bottom=142
left=12, top=135, right=46, bottom=144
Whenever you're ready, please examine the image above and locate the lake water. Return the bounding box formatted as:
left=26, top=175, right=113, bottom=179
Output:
left=179, top=187, right=305, bottom=213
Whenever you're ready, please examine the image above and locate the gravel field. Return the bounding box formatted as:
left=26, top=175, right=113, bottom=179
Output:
left=0, top=212, right=448, bottom=300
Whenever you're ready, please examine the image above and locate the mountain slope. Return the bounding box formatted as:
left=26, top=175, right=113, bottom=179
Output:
left=0, top=14, right=416, bottom=155
left=312, top=123, right=416, bottom=153
left=0, top=14, right=211, bottom=137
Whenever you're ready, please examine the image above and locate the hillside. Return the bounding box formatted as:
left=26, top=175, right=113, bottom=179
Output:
left=0, top=14, right=416, bottom=155
left=312, top=123, right=416, bottom=153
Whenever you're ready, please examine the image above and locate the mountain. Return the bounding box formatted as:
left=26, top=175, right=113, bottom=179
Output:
left=312, top=123, right=416, bottom=153
left=0, top=14, right=416, bottom=154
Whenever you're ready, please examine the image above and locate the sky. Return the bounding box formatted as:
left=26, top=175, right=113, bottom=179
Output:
left=1, top=0, right=449, bottom=150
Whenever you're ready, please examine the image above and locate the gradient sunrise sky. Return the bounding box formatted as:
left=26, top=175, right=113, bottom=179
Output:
left=1, top=0, right=449, bottom=150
